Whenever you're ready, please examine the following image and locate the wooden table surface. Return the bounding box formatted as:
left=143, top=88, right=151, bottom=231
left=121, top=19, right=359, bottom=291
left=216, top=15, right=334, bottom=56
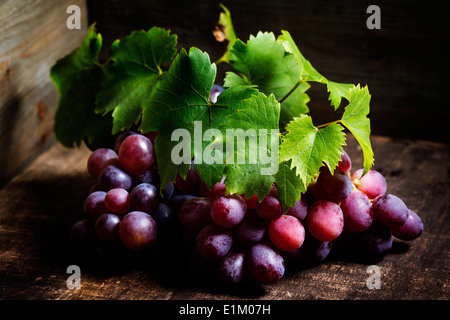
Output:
left=0, top=135, right=448, bottom=301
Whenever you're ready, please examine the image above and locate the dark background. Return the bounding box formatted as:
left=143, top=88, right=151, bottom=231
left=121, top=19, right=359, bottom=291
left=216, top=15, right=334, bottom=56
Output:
left=87, top=0, right=449, bottom=144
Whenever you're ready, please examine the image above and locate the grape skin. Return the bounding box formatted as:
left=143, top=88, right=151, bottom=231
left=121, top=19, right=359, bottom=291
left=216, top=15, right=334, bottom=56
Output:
left=360, top=221, right=393, bottom=262
left=340, top=190, right=373, bottom=233
left=246, top=243, right=285, bottom=284
left=286, top=196, right=308, bottom=221
left=256, top=195, right=283, bottom=220
left=130, top=183, right=159, bottom=213
left=196, top=223, right=233, bottom=260
left=351, top=169, right=387, bottom=199
left=306, top=200, right=344, bottom=241
left=177, top=197, right=214, bottom=228
left=268, top=215, right=305, bottom=252
left=87, top=148, right=120, bottom=179
left=233, top=210, right=267, bottom=246
left=210, top=195, right=247, bottom=228
left=118, top=134, right=155, bottom=175
left=119, top=211, right=158, bottom=250
left=372, top=194, right=409, bottom=229
left=95, top=213, right=120, bottom=244
left=217, top=250, right=247, bottom=288
left=98, top=165, right=132, bottom=191
left=391, top=209, right=423, bottom=241
left=104, top=188, right=131, bottom=215
left=84, top=191, right=108, bottom=220
left=337, top=150, right=352, bottom=173
left=311, top=167, right=352, bottom=204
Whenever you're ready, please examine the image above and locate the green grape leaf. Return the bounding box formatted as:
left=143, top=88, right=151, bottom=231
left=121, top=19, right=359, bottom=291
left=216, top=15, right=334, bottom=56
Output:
left=341, top=85, right=374, bottom=175
left=95, top=27, right=177, bottom=134
left=224, top=32, right=309, bottom=125
left=279, top=114, right=346, bottom=189
left=220, top=92, right=302, bottom=211
left=50, top=24, right=113, bottom=148
left=278, top=30, right=354, bottom=110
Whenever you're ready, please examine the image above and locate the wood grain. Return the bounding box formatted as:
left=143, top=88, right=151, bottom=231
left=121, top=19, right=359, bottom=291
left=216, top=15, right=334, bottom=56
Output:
left=0, top=0, right=88, bottom=187
left=0, top=135, right=448, bottom=300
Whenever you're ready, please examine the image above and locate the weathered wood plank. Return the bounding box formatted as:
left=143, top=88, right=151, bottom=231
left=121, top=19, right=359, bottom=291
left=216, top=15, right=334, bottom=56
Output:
left=0, top=0, right=88, bottom=187
left=0, top=135, right=448, bottom=300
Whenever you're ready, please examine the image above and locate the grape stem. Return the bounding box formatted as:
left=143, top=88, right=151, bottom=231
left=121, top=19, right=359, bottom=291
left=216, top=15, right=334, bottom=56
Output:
left=316, top=120, right=342, bottom=129
left=279, top=80, right=303, bottom=104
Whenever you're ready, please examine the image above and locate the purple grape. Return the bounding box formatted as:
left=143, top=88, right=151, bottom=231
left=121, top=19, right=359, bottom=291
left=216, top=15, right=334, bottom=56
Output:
left=196, top=223, right=233, bottom=260
left=161, top=181, right=175, bottom=203
left=306, top=200, right=344, bottom=241
left=104, top=188, right=131, bottom=215
left=130, top=183, right=159, bottom=213
left=151, top=203, right=175, bottom=233
left=210, top=84, right=224, bottom=103
left=234, top=210, right=267, bottom=246
left=95, top=213, right=120, bottom=244
left=118, top=134, right=155, bottom=175
left=134, top=168, right=160, bottom=188
left=340, top=190, right=373, bottom=233
left=119, top=211, right=158, bottom=250
left=311, top=167, right=352, bottom=203
left=217, top=250, right=248, bottom=288
left=178, top=197, right=214, bottom=228
left=114, top=131, right=138, bottom=153
left=286, top=196, right=308, bottom=221
left=269, top=215, right=305, bottom=252
left=83, top=191, right=108, bottom=220
left=351, top=169, right=387, bottom=199
left=336, top=150, right=352, bottom=173
left=391, top=209, right=423, bottom=241
left=246, top=243, right=285, bottom=284
left=98, top=165, right=132, bottom=191
left=372, top=194, right=409, bottom=229
left=87, top=148, right=120, bottom=179
left=210, top=195, right=247, bottom=228
left=360, top=221, right=393, bottom=261
left=284, top=231, right=332, bottom=265
left=255, top=195, right=283, bottom=220
left=167, top=193, right=197, bottom=212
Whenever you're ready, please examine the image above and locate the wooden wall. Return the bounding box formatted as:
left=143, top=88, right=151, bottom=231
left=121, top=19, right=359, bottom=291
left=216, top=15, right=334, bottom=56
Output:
left=0, top=0, right=88, bottom=187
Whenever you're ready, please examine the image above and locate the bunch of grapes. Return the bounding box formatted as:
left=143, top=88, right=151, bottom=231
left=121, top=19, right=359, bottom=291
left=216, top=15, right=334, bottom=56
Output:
left=70, top=85, right=423, bottom=289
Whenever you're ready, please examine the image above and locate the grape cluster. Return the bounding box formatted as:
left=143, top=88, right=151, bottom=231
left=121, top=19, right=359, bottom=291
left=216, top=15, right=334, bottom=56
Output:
left=70, top=85, right=423, bottom=289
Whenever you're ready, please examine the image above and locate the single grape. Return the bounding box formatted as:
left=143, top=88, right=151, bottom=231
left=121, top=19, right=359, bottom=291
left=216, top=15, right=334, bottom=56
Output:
left=151, top=203, right=175, bottom=234
left=118, top=134, right=155, bottom=175
left=306, top=200, right=344, bottom=241
left=177, top=197, right=214, bottom=228
left=286, top=196, right=308, bottom=221
left=372, top=194, right=409, bottom=229
left=119, top=211, right=158, bottom=250
left=87, top=148, right=120, bottom=179
left=217, top=250, right=248, bottom=288
left=246, top=243, right=285, bottom=284
left=336, top=150, right=352, bottom=173
left=113, top=131, right=138, bottom=153
left=199, top=177, right=226, bottom=198
left=210, top=195, right=247, bottom=228
left=269, top=215, right=305, bottom=252
left=256, top=195, right=283, bottom=220
left=340, top=190, right=373, bottom=233
left=134, top=168, right=160, bottom=188
left=311, top=167, right=352, bottom=203
left=210, top=84, right=224, bottom=103
left=95, top=213, right=120, bottom=244
left=360, top=221, right=393, bottom=262
left=196, top=223, right=233, bottom=260
left=98, top=165, right=132, bottom=191
left=234, top=210, right=267, bottom=246
left=391, top=209, right=423, bottom=241
left=83, top=191, right=108, bottom=220
left=104, top=188, right=131, bottom=215
left=130, top=183, right=159, bottom=213
left=351, top=169, right=387, bottom=199
left=160, top=182, right=175, bottom=203
left=70, top=219, right=98, bottom=247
